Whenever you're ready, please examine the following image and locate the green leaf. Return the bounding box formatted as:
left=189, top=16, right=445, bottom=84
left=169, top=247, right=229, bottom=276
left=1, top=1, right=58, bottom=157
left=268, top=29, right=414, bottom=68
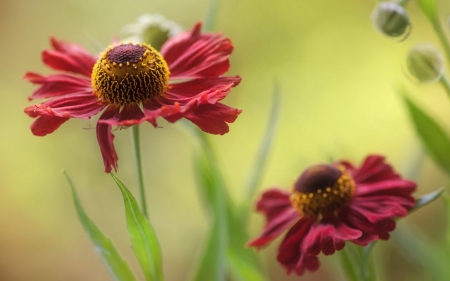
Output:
left=110, top=173, right=164, bottom=281
left=239, top=82, right=281, bottom=222
left=410, top=187, right=445, bottom=213
left=442, top=195, right=450, bottom=245
left=392, top=224, right=450, bottom=280
left=190, top=134, right=268, bottom=281
left=417, top=0, right=438, bottom=24
left=338, top=247, right=360, bottom=281
left=203, top=0, right=219, bottom=32
left=402, top=92, right=450, bottom=176
left=191, top=151, right=227, bottom=281
left=63, top=171, right=137, bottom=281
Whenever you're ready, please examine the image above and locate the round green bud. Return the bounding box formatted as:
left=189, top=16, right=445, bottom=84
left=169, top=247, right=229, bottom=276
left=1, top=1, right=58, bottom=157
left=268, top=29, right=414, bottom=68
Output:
left=407, top=44, right=445, bottom=83
left=372, top=2, right=410, bottom=38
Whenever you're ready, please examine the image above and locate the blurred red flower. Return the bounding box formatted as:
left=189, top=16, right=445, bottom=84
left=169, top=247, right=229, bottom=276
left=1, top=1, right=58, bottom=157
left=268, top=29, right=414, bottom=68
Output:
left=248, top=155, right=416, bottom=275
left=24, top=23, right=241, bottom=172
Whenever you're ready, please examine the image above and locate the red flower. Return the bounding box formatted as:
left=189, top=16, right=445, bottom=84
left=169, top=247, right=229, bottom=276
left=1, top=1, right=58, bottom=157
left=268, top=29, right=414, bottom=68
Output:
left=248, top=155, right=416, bottom=276
left=24, top=23, right=241, bottom=173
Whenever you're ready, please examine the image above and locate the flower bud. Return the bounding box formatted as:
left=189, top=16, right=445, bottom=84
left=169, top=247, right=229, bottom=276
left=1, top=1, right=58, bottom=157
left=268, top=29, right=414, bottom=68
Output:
left=122, top=14, right=183, bottom=50
left=372, top=2, right=410, bottom=38
left=407, top=44, right=445, bottom=83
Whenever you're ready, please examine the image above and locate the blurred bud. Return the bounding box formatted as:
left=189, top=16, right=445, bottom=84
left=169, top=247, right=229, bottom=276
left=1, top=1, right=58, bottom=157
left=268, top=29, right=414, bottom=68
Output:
left=372, top=2, right=410, bottom=38
left=122, top=14, right=183, bottom=50
left=407, top=44, right=445, bottom=83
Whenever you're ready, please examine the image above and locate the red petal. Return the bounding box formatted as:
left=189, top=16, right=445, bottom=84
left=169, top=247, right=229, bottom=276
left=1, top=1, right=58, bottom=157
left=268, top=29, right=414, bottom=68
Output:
left=42, top=37, right=96, bottom=77
left=165, top=76, right=241, bottom=100
left=98, top=104, right=145, bottom=127
left=29, top=115, right=69, bottom=136
left=185, top=103, right=241, bottom=135
left=161, top=22, right=233, bottom=79
left=248, top=189, right=300, bottom=248
left=352, top=155, right=400, bottom=184
left=300, top=216, right=361, bottom=256
left=32, top=93, right=105, bottom=119
left=24, top=72, right=92, bottom=100
left=276, top=217, right=315, bottom=275
left=96, top=107, right=120, bottom=173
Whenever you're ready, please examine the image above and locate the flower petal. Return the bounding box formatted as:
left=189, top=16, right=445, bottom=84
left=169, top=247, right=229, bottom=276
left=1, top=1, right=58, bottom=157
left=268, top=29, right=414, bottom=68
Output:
left=96, top=106, right=120, bottom=173
left=165, top=76, right=241, bottom=100
left=141, top=81, right=241, bottom=134
left=32, top=93, right=105, bottom=119
left=248, top=189, right=300, bottom=248
left=29, top=115, right=70, bottom=136
left=352, top=155, right=400, bottom=184
left=184, top=103, right=241, bottom=135
left=161, top=22, right=233, bottom=79
left=24, top=72, right=92, bottom=100
left=98, top=104, right=145, bottom=127
left=42, top=37, right=96, bottom=77
left=276, top=217, right=316, bottom=275
left=301, top=216, right=361, bottom=256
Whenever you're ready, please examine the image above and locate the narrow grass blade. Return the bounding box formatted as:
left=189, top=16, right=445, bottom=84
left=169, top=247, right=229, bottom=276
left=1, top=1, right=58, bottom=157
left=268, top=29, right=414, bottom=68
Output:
left=402, top=91, right=450, bottom=176
left=191, top=151, right=227, bottom=281
left=239, top=81, right=281, bottom=221
left=417, top=0, right=438, bottom=23
left=410, top=187, right=445, bottom=213
left=63, top=171, right=137, bottom=281
left=110, top=173, right=164, bottom=281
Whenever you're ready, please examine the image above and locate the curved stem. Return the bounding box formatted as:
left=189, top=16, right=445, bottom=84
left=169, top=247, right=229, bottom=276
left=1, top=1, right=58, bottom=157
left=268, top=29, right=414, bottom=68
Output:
left=440, top=75, right=450, bottom=100
left=131, top=125, right=148, bottom=218
left=433, top=21, right=450, bottom=65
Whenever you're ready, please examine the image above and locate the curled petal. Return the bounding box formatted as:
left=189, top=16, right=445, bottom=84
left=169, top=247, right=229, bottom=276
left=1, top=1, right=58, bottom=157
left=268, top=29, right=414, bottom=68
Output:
left=32, top=94, right=105, bottom=119
left=161, top=22, right=233, bottom=78
left=24, top=72, right=92, bottom=100
left=165, top=76, right=241, bottom=100
left=96, top=106, right=120, bottom=173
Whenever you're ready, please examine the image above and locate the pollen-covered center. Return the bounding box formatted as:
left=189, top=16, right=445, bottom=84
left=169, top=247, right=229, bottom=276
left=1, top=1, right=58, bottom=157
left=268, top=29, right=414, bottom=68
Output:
left=91, top=43, right=170, bottom=106
left=290, top=164, right=355, bottom=218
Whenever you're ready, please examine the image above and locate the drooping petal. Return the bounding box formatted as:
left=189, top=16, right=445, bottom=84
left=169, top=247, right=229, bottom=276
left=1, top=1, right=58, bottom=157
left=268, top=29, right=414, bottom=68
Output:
left=42, top=37, right=96, bottom=77
left=32, top=93, right=105, bottom=119
left=24, top=72, right=92, bottom=100
left=184, top=103, right=241, bottom=135
left=276, top=217, right=315, bottom=275
left=96, top=106, right=120, bottom=173
left=248, top=189, right=300, bottom=248
left=301, top=216, right=361, bottom=256
left=161, top=22, right=233, bottom=79
left=98, top=104, right=145, bottom=127
left=29, top=115, right=70, bottom=136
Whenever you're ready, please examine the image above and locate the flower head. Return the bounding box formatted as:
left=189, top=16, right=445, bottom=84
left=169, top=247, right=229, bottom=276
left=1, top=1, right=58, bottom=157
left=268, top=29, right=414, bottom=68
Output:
left=248, top=155, right=416, bottom=276
left=24, top=23, right=241, bottom=173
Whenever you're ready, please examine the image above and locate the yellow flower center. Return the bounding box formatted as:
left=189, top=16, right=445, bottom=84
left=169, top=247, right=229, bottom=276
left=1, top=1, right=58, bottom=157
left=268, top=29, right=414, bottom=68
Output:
left=91, top=43, right=170, bottom=106
left=290, top=164, right=355, bottom=218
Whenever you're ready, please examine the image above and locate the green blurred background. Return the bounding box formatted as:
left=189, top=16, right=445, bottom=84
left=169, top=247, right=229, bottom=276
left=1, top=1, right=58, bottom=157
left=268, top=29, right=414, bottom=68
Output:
left=1, top=0, right=450, bottom=280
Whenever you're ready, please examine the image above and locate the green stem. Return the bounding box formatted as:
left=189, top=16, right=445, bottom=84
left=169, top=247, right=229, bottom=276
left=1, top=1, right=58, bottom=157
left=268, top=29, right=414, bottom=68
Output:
left=396, top=0, right=410, bottom=6
left=440, top=75, right=450, bottom=98
left=433, top=21, right=450, bottom=65
left=130, top=125, right=148, bottom=218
